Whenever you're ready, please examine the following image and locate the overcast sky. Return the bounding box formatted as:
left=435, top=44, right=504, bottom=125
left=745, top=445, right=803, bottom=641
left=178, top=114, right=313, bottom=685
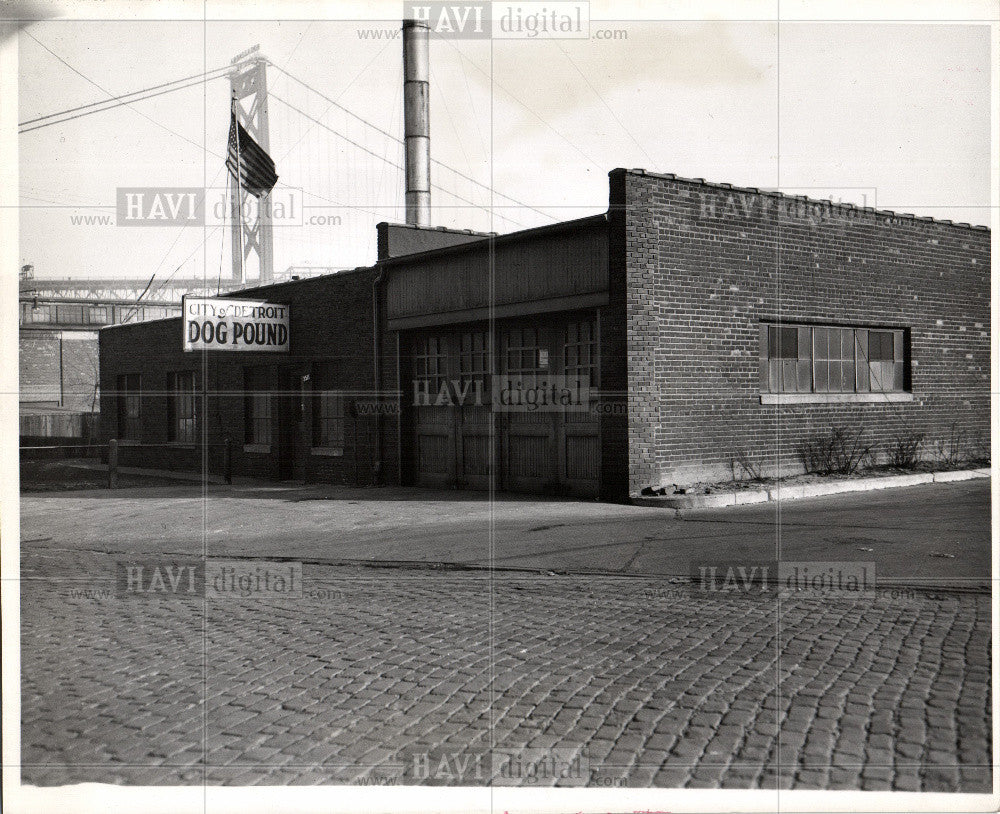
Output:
left=15, top=6, right=993, bottom=283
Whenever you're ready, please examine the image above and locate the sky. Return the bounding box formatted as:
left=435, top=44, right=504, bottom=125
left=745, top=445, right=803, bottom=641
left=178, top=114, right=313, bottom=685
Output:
left=14, top=5, right=994, bottom=284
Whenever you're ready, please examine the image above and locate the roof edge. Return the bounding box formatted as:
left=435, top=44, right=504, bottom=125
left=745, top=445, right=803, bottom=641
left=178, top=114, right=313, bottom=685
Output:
left=614, top=168, right=990, bottom=233
left=377, top=213, right=608, bottom=268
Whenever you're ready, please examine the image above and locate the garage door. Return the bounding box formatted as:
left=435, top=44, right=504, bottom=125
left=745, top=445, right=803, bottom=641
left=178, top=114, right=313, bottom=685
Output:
left=408, top=314, right=599, bottom=497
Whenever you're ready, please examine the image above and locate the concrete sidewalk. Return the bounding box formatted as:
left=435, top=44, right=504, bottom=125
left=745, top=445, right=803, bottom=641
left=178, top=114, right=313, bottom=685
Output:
left=20, top=478, right=991, bottom=586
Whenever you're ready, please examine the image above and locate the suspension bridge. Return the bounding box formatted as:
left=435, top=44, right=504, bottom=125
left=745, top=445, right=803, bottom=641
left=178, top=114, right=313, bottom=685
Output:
left=19, top=36, right=560, bottom=313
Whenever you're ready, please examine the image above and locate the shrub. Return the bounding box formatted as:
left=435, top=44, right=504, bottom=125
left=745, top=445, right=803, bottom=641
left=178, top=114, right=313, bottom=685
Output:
left=798, top=425, right=872, bottom=476
left=929, top=422, right=970, bottom=468
left=729, top=446, right=765, bottom=482
left=886, top=430, right=924, bottom=469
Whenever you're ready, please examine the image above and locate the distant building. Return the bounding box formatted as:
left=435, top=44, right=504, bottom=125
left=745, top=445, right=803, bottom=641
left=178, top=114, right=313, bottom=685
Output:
left=19, top=273, right=226, bottom=444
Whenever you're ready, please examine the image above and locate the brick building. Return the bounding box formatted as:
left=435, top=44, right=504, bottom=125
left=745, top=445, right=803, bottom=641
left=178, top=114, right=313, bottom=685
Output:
left=99, top=169, right=990, bottom=501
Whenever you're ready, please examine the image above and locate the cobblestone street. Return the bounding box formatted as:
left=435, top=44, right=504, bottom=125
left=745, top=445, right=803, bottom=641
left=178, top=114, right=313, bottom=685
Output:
left=21, top=544, right=992, bottom=790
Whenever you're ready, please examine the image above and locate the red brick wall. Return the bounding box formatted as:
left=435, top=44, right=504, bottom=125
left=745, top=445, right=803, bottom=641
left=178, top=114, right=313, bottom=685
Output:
left=99, top=268, right=380, bottom=484
left=615, top=169, right=991, bottom=493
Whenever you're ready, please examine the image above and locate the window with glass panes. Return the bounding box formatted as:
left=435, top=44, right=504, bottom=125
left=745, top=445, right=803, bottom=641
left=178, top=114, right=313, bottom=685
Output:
left=116, top=373, right=141, bottom=441
left=459, top=331, right=489, bottom=381
left=503, top=327, right=543, bottom=385
left=763, top=324, right=907, bottom=394
left=813, top=327, right=856, bottom=393
left=414, top=335, right=448, bottom=395
left=766, top=326, right=811, bottom=393
left=865, top=330, right=905, bottom=392
left=312, top=362, right=344, bottom=449
left=243, top=367, right=272, bottom=445
left=88, top=306, right=110, bottom=324
left=167, top=371, right=196, bottom=443
left=564, top=318, right=597, bottom=399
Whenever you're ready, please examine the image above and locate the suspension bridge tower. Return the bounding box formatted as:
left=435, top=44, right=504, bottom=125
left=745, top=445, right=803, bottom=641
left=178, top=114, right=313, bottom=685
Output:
left=229, top=46, right=274, bottom=285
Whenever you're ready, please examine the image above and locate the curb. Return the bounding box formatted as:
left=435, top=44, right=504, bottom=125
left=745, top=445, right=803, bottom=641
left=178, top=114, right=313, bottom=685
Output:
left=633, top=468, right=991, bottom=509
left=63, top=460, right=240, bottom=486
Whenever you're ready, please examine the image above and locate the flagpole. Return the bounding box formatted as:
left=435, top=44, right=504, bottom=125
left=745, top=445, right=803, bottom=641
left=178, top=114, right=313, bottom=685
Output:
left=231, top=93, right=245, bottom=287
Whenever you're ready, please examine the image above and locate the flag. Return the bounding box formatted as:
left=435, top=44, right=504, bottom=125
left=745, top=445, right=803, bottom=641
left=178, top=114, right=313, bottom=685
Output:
left=226, top=113, right=278, bottom=197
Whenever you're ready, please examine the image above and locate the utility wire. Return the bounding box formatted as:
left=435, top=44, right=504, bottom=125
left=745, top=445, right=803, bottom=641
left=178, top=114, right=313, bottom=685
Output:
left=22, top=30, right=222, bottom=156
left=22, top=44, right=548, bottom=226
left=269, top=93, right=528, bottom=228
left=272, top=64, right=556, bottom=222
left=19, top=65, right=231, bottom=128
left=19, top=75, right=231, bottom=134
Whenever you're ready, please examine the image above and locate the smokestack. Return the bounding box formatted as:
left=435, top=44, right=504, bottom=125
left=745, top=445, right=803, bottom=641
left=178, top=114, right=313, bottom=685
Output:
left=403, top=18, right=431, bottom=226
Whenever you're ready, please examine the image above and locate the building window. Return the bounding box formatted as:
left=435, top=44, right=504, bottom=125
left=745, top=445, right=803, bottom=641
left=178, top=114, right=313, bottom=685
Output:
left=865, top=329, right=905, bottom=392
left=167, top=371, right=197, bottom=443
left=88, top=306, right=110, bottom=324
left=763, top=323, right=907, bottom=394
left=116, top=374, right=141, bottom=441
left=312, top=362, right=344, bottom=449
left=503, top=326, right=544, bottom=386
left=564, top=318, right=597, bottom=388
left=414, top=334, right=448, bottom=396
left=243, top=367, right=272, bottom=446
left=56, top=304, right=84, bottom=324
left=459, top=330, right=489, bottom=384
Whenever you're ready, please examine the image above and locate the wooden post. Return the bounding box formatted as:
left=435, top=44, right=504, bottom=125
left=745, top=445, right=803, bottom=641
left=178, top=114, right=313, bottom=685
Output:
left=108, top=438, right=118, bottom=489
left=224, top=436, right=233, bottom=485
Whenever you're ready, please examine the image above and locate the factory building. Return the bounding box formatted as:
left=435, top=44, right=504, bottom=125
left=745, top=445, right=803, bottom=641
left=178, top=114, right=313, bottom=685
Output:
left=98, top=169, right=990, bottom=501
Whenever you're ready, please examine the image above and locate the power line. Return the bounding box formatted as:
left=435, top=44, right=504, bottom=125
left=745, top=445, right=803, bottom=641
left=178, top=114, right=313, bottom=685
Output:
left=22, top=30, right=223, bottom=157
left=271, top=64, right=557, bottom=222
left=19, top=74, right=231, bottom=134
left=438, top=37, right=605, bottom=173
left=269, top=93, right=528, bottom=228
left=22, top=44, right=554, bottom=226
left=19, top=65, right=231, bottom=128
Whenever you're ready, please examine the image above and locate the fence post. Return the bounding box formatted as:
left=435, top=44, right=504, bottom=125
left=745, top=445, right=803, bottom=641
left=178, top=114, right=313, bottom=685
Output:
left=224, top=436, right=233, bottom=485
left=108, top=438, right=118, bottom=489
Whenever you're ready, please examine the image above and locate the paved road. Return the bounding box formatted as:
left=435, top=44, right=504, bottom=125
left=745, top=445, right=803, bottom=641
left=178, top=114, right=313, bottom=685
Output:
left=19, top=481, right=992, bottom=789
left=19, top=480, right=991, bottom=583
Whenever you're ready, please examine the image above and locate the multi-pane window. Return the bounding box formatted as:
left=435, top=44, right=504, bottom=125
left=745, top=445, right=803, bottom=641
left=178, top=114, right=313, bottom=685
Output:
left=56, top=304, right=84, bottom=324
left=865, top=330, right=905, bottom=392
left=116, top=374, right=141, bottom=441
left=312, top=362, right=344, bottom=449
left=167, top=371, right=197, bottom=443
left=503, top=326, right=544, bottom=386
left=763, top=324, right=907, bottom=394
left=243, top=367, right=272, bottom=446
left=459, top=331, right=489, bottom=382
left=88, top=306, right=110, bottom=324
left=766, top=326, right=811, bottom=393
left=564, top=319, right=597, bottom=389
left=813, top=327, right=856, bottom=393
left=413, top=335, right=448, bottom=396
left=459, top=330, right=489, bottom=403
